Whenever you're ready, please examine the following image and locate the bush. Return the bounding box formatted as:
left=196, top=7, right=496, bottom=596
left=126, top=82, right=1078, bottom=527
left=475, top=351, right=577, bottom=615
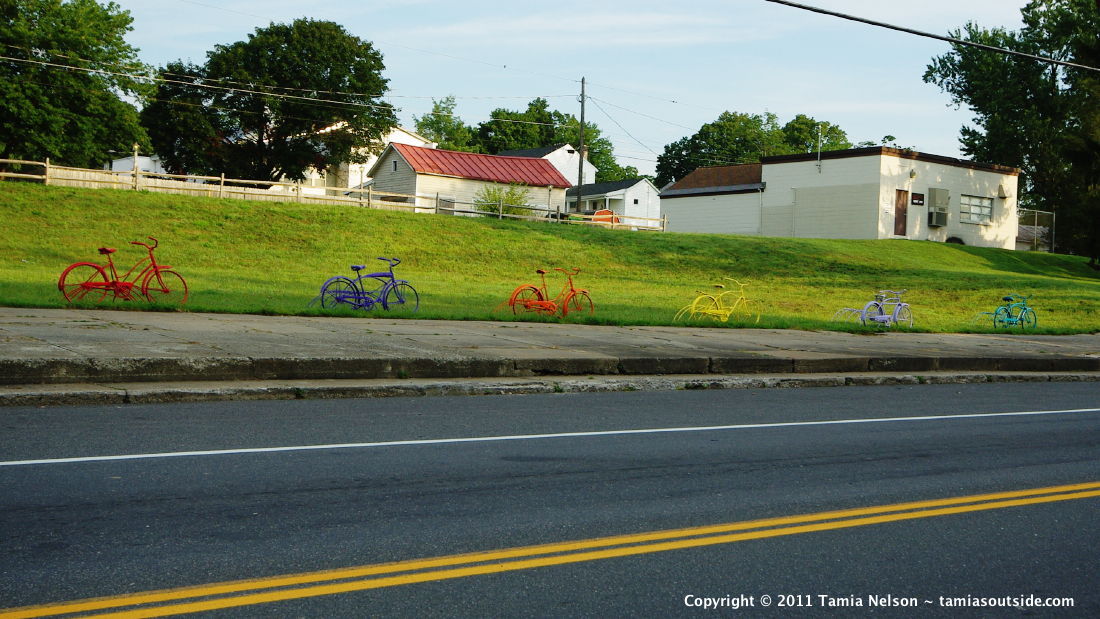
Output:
left=474, top=183, right=535, bottom=217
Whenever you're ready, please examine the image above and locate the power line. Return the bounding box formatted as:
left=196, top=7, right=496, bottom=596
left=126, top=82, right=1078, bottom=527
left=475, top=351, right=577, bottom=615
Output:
left=1, top=53, right=573, bottom=129
left=586, top=96, right=696, bottom=132
left=764, top=0, right=1100, bottom=74
left=588, top=97, right=659, bottom=156
left=1, top=44, right=573, bottom=104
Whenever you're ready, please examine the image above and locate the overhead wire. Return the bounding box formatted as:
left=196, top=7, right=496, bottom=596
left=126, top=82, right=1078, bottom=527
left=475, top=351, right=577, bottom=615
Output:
left=1, top=52, right=573, bottom=129
left=764, top=0, right=1100, bottom=74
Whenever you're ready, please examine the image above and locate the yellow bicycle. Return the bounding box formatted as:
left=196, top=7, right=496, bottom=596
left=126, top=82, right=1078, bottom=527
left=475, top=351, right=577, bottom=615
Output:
left=674, top=278, right=761, bottom=324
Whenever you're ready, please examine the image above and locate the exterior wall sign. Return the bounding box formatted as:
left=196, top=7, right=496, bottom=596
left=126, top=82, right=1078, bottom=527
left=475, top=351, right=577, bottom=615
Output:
left=911, top=193, right=925, bottom=206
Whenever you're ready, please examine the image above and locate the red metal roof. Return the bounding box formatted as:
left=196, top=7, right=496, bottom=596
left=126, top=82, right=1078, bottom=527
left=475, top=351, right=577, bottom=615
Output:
left=392, top=143, right=572, bottom=188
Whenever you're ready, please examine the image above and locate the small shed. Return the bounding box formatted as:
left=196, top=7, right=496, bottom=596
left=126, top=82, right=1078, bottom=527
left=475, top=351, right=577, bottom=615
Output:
left=366, top=143, right=572, bottom=214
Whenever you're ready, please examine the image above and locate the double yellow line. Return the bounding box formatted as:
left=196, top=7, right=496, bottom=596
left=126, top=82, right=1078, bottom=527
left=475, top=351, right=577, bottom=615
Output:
left=5, top=481, right=1099, bottom=618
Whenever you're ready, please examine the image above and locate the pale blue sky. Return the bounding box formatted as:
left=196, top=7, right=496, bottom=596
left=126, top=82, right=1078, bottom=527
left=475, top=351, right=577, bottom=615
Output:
left=115, top=0, right=1028, bottom=175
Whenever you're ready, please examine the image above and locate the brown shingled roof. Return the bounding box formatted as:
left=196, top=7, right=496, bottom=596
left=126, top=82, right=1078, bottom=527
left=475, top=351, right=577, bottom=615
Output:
left=392, top=143, right=572, bottom=188
left=668, top=164, right=762, bottom=191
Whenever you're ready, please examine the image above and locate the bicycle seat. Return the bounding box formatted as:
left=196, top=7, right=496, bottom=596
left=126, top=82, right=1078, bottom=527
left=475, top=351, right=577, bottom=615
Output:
left=351, top=265, right=366, bottom=271
left=536, top=269, right=548, bottom=274
left=98, top=247, right=117, bottom=255
left=1002, top=296, right=1014, bottom=302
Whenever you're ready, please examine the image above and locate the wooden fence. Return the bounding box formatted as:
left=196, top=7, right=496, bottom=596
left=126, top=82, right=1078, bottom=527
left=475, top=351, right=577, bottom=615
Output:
left=0, top=158, right=667, bottom=231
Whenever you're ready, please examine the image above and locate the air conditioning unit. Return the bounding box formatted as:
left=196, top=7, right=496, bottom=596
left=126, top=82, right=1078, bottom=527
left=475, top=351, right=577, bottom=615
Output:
left=928, top=209, right=947, bottom=227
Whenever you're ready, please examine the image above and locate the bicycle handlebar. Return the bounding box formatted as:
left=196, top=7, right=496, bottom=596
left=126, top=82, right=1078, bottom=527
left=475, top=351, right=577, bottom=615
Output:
left=130, top=236, right=158, bottom=250
left=553, top=267, right=581, bottom=275
left=376, top=257, right=401, bottom=267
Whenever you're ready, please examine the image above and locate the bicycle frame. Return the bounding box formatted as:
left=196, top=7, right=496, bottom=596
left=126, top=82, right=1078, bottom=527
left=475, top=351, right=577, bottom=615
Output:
left=318, top=257, right=418, bottom=311
left=508, top=267, right=592, bottom=317
left=993, top=294, right=1036, bottom=328
left=861, top=289, right=912, bottom=327
left=675, top=278, right=759, bottom=323
left=59, top=237, right=177, bottom=302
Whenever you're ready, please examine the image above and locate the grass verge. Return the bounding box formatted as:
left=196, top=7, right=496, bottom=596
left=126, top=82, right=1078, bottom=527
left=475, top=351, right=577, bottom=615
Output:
left=2, top=182, right=1098, bottom=333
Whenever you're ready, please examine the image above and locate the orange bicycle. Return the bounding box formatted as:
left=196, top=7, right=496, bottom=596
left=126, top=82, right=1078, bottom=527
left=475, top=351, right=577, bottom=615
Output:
left=508, top=267, right=594, bottom=317
left=58, top=236, right=188, bottom=305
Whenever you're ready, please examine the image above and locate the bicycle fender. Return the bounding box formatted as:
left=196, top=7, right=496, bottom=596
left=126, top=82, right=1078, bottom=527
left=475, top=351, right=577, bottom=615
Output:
left=320, top=275, right=359, bottom=295
left=58, top=262, right=107, bottom=291
left=508, top=284, right=543, bottom=304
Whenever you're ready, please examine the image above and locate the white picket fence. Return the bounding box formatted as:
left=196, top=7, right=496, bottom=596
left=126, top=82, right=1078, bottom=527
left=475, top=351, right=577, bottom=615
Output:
left=0, top=158, right=667, bottom=231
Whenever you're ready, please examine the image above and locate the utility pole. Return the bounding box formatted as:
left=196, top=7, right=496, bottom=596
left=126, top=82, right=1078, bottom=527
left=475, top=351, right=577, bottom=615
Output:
left=575, top=77, right=586, bottom=214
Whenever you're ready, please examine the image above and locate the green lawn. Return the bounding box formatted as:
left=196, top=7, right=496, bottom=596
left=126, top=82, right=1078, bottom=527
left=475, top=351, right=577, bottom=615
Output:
left=2, top=182, right=1098, bottom=333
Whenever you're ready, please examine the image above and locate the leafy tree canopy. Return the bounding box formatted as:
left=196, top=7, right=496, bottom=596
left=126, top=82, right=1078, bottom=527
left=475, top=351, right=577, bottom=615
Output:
left=419, top=97, right=639, bottom=183
left=413, top=96, right=480, bottom=152
left=0, top=0, right=151, bottom=167
left=654, top=112, right=851, bottom=187
left=141, top=18, right=397, bottom=182
left=923, top=0, right=1100, bottom=260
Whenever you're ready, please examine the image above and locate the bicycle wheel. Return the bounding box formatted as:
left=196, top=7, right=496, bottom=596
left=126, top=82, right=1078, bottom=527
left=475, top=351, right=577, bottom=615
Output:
left=142, top=270, right=189, bottom=304
left=382, top=282, right=419, bottom=312
left=59, top=262, right=109, bottom=303
left=993, top=306, right=1011, bottom=328
left=861, top=301, right=884, bottom=326
left=673, top=303, right=695, bottom=322
left=730, top=299, right=762, bottom=324
left=1019, top=307, right=1037, bottom=329
left=562, top=290, right=594, bottom=316
left=320, top=277, right=359, bottom=309
left=510, top=285, right=543, bottom=314
left=691, top=295, right=721, bottom=320
left=894, top=304, right=913, bottom=328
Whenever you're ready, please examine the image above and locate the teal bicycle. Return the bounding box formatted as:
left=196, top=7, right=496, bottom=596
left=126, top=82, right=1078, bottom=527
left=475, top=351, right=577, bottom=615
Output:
left=993, top=294, right=1036, bottom=329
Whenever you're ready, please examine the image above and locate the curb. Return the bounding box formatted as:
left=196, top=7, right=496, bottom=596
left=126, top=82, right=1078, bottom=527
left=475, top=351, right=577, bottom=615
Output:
left=2, top=371, right=1098, bottom=407
left=2, top=355, right=1099, bottom=386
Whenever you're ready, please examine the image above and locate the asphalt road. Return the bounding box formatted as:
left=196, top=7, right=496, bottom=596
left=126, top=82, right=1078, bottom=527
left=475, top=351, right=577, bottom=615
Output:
left=1, top=382, right=1097, bottom=616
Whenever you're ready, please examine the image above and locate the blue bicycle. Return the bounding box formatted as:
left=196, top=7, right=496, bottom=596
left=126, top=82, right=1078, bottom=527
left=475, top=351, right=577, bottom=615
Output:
left=318, top=257, right=419, bottom=312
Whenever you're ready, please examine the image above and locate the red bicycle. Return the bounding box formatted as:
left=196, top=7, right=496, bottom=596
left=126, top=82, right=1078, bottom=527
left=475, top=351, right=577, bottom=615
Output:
left=58, top=236, right=188, bottom=305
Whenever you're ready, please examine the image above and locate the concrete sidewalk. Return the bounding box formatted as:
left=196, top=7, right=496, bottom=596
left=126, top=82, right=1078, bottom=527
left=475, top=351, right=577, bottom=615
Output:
left=1, top=307, right=1098, bottom=405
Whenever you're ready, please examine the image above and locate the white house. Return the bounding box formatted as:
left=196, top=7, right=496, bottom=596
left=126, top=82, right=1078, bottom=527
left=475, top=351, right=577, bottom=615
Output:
left=567, top=179, right=662, bottom=227
left=498, top=143, right=597, bottom=187
left=366, top=143, right=572, bottom=214
left=105, top=155, right=166, bottom=174
left=660, top=147, right=1020, bottom=249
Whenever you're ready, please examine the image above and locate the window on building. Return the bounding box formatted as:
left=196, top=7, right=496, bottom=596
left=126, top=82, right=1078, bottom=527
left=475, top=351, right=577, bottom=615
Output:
left=633, top=198, right=639, bottom=204
left=960, top=194, right=993, bottom=224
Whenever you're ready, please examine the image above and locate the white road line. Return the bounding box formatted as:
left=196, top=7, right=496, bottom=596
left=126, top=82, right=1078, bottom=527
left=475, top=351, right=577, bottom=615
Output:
left=3, top=408, right=1098, bottom=467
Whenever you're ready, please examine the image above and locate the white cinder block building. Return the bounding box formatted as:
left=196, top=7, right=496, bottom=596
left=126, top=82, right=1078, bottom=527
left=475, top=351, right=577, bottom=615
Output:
left=661, top=147, right=1020, bottom=249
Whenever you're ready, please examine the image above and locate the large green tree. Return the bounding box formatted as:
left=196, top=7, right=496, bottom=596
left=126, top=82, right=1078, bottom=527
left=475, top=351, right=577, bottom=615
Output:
left=413, top=96, right=480, bottom=152
left=471, top=98, right=639, bottom=183
left=0, top=0, right=151, bottom=167
left=654, top=112, right=851, bottom=187
left=924, top=0, right=1100, bottom=259
left=141, top=19, right=396, bottom=182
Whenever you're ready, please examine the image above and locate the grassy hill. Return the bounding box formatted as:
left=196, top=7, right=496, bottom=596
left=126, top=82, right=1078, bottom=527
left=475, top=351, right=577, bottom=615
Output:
left=2, top=182, right=1099, bottom=333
